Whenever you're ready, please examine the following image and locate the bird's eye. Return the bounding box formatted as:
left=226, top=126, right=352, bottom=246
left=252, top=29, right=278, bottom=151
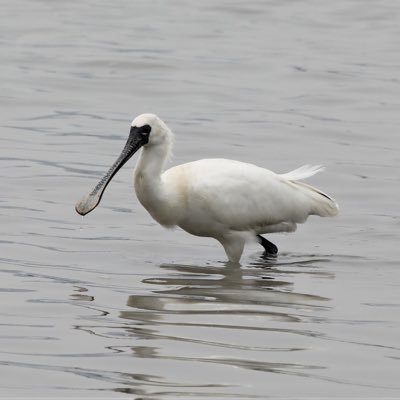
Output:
left=140, top=124, right=151, bottom=135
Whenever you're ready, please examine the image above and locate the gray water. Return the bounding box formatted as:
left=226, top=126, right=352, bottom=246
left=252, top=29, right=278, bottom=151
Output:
left=1, top=0, right=400, bottom=398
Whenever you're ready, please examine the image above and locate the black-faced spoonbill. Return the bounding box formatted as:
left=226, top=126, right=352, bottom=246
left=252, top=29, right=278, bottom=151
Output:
left=75, top=113, right=339, bottom=263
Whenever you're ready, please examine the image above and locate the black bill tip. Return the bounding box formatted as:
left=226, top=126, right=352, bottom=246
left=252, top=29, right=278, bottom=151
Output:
left=75, top=191, right=102, bottom=216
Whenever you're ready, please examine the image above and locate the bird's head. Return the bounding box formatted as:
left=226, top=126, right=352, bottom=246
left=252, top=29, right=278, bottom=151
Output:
left=130, top=113, right=172, bottom=147
left=75, top=113, right=171, bottom=216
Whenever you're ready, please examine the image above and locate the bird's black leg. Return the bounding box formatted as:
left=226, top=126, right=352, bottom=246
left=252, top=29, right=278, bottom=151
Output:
left=257, top=235, right=278, bottom=255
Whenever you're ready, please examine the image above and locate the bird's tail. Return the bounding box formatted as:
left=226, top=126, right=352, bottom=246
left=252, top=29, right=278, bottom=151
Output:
left=280, top=164, right=325, bottom=181
left=281, top=165, right=339, bottom=217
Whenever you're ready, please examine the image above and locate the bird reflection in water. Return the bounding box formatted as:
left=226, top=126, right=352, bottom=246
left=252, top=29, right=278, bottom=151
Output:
left=107, top=255, right=334, bottom=398
left=120, top=253, right=332, bottom=327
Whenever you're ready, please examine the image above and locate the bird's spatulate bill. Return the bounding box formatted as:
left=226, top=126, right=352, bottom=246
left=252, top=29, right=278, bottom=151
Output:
left=75, top=134, right=144, bottom=216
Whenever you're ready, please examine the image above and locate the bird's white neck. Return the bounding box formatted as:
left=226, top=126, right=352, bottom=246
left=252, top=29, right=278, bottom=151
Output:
left=135, top=141, right=170, bottom=179
left=133, top=139, right=175, bottom=226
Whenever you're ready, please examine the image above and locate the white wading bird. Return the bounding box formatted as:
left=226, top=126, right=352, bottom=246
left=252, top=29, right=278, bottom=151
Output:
left=76, top=113, right=339, bottom=263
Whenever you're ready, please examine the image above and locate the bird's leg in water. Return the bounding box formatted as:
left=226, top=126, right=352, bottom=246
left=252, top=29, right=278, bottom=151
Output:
left=218, top=233, right=246, bottom=264
left=257, top=235, right=278, bottom=255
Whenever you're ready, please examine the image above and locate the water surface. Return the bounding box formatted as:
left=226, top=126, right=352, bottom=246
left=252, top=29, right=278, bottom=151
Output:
left=1, top=0, right=399, bottom=398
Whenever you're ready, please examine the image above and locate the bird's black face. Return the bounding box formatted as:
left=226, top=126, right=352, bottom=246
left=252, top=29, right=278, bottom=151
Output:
left=130, top=124, right=151, bottom=145
left=75, top=123, right=152, bottom=216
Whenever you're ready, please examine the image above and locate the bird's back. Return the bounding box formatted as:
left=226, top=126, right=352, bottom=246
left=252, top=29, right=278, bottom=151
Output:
left=162, top=159, right=338, bottom=234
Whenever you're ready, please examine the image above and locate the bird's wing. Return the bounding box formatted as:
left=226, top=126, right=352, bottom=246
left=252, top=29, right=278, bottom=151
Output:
left=175, top=159, right=321, bottom=231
